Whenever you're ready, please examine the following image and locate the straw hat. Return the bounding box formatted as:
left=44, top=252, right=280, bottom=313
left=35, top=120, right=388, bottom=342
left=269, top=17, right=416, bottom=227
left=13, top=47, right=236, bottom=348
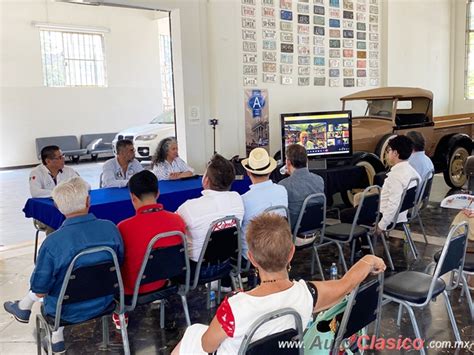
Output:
left=241, top=148, right=277, bottom=175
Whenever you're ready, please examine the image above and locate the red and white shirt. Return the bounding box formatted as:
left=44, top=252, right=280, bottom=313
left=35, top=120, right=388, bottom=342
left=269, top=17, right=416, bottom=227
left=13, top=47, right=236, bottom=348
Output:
left=215, top=280, right=314, bottom=354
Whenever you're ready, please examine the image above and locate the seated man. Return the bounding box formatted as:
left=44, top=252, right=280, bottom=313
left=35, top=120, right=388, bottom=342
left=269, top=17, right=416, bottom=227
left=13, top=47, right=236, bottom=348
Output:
left=30, top=145, right=79, bottom=198
left=177, top=154, right=244, bottom=276
left=278, top=144, right=325, bottom=245
left=102, top=139, right=144, bottom=188
left=406, top=130, right=434, bottom=181
left=4, top=177, right=123, bottom=353
left=375, top=135, right=421, bottom=235
left=115, top=170, right=186, bottom=327
left=240, top=148, right=288, bottom=260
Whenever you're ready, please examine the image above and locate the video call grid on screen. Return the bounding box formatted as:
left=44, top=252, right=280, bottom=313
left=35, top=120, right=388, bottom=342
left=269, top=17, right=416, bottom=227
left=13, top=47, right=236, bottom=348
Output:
left=281, top=111, right=353, bottom=159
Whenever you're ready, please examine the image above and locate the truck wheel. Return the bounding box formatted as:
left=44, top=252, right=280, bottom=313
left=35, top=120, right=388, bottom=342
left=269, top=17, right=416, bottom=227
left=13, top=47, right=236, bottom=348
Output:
left=443, top=146, right=470, bottom=188
left=341, top=154, right=385, bottom=206
left=375, top=134, right=397, bottom=168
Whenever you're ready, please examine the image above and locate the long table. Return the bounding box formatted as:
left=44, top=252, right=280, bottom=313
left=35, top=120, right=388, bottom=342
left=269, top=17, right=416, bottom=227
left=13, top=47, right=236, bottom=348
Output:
left=23, top=176, right=251, bottom=230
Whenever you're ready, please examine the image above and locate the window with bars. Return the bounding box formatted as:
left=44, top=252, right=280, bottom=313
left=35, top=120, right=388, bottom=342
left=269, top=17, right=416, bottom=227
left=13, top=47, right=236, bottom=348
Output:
left=39, top=30, right=107, bottom=87
left=159, top=33, right=174, bottom=112
left=466, top=0, right=474, bottom=99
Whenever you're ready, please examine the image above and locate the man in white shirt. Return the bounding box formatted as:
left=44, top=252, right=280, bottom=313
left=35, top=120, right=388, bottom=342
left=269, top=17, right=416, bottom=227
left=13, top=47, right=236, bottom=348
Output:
left=29, top=145, right=79, bottom=198
left=375, top=135, right=421, bottom=235
left=240, top=148, right=287, bottom=259
left=406, top=131, right=435, bottom=181
left=177, top=154, right=244, bottom=264
left=102, top=139, right=144, bottom=188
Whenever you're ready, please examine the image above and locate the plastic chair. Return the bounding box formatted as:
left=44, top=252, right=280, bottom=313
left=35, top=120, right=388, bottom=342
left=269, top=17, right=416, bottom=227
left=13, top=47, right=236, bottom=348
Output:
left=35, top=246, right=129, bottom=355
left=314, top=185, right=381, bottom=279
left=381, top=222, right=469, bottom=355
left=190, top=216, right=242, bottom=308
left=331, top=273, right=384, bottom=354
left=238, top=308, right=304, bottom=355
left=124, top=231, right=191, bottom=327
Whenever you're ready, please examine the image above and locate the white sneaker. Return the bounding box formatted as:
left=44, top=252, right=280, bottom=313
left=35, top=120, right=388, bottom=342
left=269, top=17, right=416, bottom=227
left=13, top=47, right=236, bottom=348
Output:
left=210, top=281, right=232, bottom=293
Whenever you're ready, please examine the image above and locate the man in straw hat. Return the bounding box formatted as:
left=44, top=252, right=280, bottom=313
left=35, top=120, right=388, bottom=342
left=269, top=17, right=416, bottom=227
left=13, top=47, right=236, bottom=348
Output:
left=240, top=148, right=288, bottom=260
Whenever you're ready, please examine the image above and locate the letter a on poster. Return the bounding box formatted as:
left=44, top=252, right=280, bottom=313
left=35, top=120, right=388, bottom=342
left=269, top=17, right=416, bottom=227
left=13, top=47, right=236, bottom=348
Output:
left=244, top=89, right=269, bottom=156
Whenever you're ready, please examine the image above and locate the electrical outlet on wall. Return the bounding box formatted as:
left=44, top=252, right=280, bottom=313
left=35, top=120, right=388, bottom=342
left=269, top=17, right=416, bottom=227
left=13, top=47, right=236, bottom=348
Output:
left=189, top=106, right=200, bottom=124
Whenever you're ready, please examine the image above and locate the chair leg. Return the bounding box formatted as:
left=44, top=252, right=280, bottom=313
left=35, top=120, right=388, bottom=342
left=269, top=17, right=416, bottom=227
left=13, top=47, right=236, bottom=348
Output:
left=402, top=223, right=419, bottom=259
left=335, top=243, right=348, bottom=273
left=396, top=304, right=403, bottom=327
left=34, top=230, right=40, bottom=265
left=206, top=284, right=210, bottom=310
left=350, top=240, right=356, bottom=266
left=366, top=233, right=375, bottom=255
left=313, top=246, right=325, bottom=280
left=217, top=279, right=222, bottom=304
left=404, top=304, right=426, bottom=355
left=417, top=215, right=429, bottom=244
left=379, top=232, right=395, bottom=271
left=310, top=248, right=315, bottom=276
left=159, top=300, right=165, bottom=329
left=442, top=291, right=462, bottom=342
left=180, top=294, right=191, bottom=326
left=99, top=316, right=110, bottom=350
left=36, top=315, right=50, bottom=355
left=119, top=313, right=131, bottom=355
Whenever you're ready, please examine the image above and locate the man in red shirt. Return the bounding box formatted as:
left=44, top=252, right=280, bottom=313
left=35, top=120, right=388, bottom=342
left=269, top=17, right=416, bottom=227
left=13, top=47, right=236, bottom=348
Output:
left=114, top=170, right=186, bottom=328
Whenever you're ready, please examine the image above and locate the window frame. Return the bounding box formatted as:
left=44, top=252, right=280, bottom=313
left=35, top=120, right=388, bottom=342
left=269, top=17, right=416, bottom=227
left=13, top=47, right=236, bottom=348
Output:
left=465, top=0, right=474, bottom=99
left=39, top=28, right=108, bottom=88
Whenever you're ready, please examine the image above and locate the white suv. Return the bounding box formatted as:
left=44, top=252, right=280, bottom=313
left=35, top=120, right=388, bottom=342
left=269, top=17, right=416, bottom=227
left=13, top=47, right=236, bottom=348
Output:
left=112, top=110, right=175, bottom=161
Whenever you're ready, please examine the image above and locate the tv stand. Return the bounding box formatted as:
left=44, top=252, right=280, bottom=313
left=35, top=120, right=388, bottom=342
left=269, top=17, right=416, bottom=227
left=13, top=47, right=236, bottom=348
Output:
left=308, top=159, right=327, bottom=170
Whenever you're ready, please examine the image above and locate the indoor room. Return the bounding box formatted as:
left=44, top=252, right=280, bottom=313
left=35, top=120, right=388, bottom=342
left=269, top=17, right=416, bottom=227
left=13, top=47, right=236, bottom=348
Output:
left=0, top=0, right=473, bottom=354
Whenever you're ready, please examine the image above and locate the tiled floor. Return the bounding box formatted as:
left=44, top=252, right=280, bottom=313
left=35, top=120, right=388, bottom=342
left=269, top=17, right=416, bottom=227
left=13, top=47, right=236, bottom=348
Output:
left=0, top=162, right=472, bottom=354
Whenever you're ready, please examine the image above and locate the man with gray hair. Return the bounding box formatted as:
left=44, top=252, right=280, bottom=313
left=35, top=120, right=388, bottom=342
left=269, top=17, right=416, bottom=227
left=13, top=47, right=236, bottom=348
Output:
left=406, top=131, right=434, bottom=180
left=4, top=177, right=123, bottom=353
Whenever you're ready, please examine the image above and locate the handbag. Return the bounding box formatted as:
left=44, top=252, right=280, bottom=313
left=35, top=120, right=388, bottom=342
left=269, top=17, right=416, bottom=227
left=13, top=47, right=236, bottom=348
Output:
left=303, top=297, right=366, bottom=354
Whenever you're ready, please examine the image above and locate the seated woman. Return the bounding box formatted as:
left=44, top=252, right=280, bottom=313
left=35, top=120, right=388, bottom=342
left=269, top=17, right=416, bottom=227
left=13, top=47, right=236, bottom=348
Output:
left=172, top=213, right=386, bottom=355
left=152, top=137, right=194, bottom=180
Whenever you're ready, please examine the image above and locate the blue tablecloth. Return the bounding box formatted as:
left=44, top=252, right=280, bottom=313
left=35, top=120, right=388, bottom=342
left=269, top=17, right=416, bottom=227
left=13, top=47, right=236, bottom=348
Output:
left=23, top=177, right=251, bottom=230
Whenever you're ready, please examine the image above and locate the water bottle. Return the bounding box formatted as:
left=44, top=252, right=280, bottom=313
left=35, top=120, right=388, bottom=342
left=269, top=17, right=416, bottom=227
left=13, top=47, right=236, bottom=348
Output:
left=329, top=262, right=338, bottom=280
left=209, top=290, right=216, bottom=308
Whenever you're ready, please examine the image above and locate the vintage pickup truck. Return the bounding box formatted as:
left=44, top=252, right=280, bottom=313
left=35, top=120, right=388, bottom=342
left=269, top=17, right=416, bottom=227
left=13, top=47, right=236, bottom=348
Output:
left=340, top=87, right=473, bottom=202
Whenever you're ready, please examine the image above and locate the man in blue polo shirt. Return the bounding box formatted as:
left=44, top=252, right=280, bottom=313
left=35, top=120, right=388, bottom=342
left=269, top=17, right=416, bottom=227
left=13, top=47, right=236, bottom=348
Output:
left=4, top=177, right=123, bottom=353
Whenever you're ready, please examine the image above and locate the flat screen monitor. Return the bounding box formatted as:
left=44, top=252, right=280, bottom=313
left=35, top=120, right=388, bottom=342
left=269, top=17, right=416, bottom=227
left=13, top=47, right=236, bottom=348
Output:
left=281, top=110, right=353, bottom=161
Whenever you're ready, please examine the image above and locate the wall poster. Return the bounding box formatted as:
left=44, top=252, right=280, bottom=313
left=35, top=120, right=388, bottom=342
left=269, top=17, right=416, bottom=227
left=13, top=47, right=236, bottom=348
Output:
left=244, top=89, right=269, bottom=155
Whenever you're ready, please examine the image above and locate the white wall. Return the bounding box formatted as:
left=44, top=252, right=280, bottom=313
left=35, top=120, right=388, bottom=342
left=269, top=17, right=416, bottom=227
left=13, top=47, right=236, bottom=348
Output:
left=0, top=0, right=164, bottom=167
left=384, top=0, right=452, bottom=116
left=452, top=0, right=474, bottom=113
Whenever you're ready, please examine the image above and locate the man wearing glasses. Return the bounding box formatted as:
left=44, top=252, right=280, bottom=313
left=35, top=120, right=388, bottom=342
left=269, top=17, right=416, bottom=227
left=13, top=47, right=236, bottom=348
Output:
left=29, top=145, right=79, bottom=198
left=102, top=139, right=144, bottom=188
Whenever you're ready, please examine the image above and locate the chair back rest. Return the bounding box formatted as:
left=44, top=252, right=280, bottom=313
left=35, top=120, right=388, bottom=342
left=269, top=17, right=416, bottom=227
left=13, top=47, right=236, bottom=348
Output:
left=332, top=274, right=384, bottom=353
left=99, top=172, right=104, bottom=188
left=354, top=185, right=381, bottom=227
left=263, top=205, right=291, bottom=226
left=35, top=136, right=80, bottom=159
left=238, top=308, right=304, bottom=355
left=386, top=177, right=419, bottom=230
left=128, top=231, right=189, bottom=310
left=54, top=246, right=124, bottom=330
left=418, top=171, right=434, bottom=209
left=434, top=222, right=469, bottom=280
left=202, top=216, right=241, bottom=265
left=293, top=193, right=326, bottom=241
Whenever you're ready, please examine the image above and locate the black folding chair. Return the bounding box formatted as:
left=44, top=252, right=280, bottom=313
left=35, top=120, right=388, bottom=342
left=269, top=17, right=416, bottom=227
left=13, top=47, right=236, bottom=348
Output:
left=124, top=231, right=191, bottom=327
left=292, top=193, right=326, bottom=275
left=314, top=186, right=381, bottom=279
left=381, top=222, right=469, bottom=355
left=331, top=273, right=384, bottom=354
left=33, top=220, right=49, bottom=264
left=190, top=216, right=242, bottom=308
left=238, top=308, right=304, bottom=355
left=35, top=246, right=129, bottom=355
left=379, top=177, right=420, bottom=270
